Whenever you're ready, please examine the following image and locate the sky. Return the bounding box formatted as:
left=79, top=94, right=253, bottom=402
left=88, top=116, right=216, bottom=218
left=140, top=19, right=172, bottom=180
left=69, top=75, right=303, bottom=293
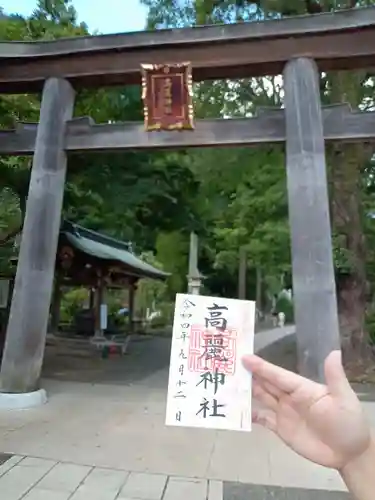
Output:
left=0, top=0, right=148, bottom=34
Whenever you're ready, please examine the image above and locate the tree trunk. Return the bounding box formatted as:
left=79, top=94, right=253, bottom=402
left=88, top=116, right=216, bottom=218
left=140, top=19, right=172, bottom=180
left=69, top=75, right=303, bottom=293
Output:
left=327, top=68, right=373, bottom=362
left=331, top=142, right=370, bottom=362
left=256, top=266, right=262, bottom=311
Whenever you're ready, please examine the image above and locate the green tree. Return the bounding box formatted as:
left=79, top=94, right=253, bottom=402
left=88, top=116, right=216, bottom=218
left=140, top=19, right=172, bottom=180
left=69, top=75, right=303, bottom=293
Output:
left=155, top=231, right=189, bottom=295
left=0, top=1, right=202, bottom=279
left=141, top=0, right=375, bottom=361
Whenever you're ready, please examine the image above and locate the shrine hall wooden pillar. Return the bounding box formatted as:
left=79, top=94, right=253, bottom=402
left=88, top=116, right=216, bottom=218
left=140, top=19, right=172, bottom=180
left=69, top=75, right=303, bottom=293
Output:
left=0, top=78, right=75, bottom=394
left=94, top=276, right=105, bottom=338
left=128, top=281, right=137, bottom=335
left=89, top=288, right=95, bottom=310
left=283, top=58, right=340, bottom=382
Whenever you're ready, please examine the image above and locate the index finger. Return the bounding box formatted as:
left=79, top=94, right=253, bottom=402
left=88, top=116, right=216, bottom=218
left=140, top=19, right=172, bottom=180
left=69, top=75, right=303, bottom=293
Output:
left=242, top=354, right=311, bottom=394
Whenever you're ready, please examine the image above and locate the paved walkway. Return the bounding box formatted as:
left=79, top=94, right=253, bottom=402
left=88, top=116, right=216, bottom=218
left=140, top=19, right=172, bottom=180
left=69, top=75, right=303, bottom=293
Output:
left=0, top=455, right=351, bottom=500
left=0, top=328, right=357, bottom=499
left=224, top=483, right=348, bottom=499
left=0, top=455, right=223, bottom=500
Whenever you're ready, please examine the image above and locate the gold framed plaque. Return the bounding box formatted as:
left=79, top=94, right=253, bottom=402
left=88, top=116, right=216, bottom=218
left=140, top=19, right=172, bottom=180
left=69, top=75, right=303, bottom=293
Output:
left=141, top=62, right=194, bottom=131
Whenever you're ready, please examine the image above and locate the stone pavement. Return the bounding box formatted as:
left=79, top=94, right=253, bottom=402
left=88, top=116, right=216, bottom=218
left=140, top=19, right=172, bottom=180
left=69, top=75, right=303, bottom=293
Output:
left=0, top=455, right=351, bottom=500
left=224, top=483, right=349, bottom=499
left=0, top=328, right=361, bottom=499
left=0, top=373, right=353, bottom=491
left=0, top=455, right=222, bottom=500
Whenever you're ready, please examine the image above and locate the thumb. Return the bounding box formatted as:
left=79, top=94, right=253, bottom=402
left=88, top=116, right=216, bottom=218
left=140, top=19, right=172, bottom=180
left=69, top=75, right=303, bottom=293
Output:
left=324, top=350, right=353, bottom=398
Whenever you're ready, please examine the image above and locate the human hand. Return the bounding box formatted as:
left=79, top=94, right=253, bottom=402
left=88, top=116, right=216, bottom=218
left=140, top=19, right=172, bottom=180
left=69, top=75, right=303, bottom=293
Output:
left=242, top=350, right=371, bottom=470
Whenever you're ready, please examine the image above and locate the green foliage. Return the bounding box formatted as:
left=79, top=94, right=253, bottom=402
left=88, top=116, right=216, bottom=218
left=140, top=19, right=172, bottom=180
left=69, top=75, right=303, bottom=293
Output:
left=155, top=232, right=189, bottom=296
left=64, top=149, right=200, bottom=250
left=213, top=147, right=290, bottom=274
left=146, top=301, right=174, bottom=331
left=139, top=0, right=375, bottom=354
left=332, top=234, right=354, bottom=274
left=59, top=288, right=88, bottom=324
left=0, top=2, right=202, bottom=283
left=136, top=252, right=169, bottom=313
left=0, top=0, right=88, bottom=277
left=275, top=295, right=294, bottom=324
left=2, top=0, right=375, bottom=361
left=138, top=0, right=295, bottom=300
left=131, top=252, right=175, bottom=329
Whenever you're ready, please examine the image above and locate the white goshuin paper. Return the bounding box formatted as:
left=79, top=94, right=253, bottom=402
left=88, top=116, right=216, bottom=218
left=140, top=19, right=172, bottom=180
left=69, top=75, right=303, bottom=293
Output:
left=165, top=294, right=255, bottom=432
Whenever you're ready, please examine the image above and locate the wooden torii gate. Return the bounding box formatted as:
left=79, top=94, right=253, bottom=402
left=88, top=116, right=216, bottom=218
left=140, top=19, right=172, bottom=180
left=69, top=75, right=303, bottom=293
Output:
left=1, top=7, right=375, bottom=396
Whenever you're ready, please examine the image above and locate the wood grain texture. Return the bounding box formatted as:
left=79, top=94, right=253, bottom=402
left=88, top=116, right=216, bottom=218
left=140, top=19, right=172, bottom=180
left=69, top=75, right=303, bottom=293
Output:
left=0, top=7, right=374, bottom=91
left=0, top=105, right=374, bottom=156
left=283, top=58, right=340, bottom=382
left=0, top=78, right=75, bottom=393
left=0, top=7, right=373, bottom=58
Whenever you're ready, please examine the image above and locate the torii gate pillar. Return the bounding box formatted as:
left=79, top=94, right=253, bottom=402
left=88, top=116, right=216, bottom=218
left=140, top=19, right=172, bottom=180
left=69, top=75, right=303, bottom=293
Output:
left=283, top=58, right=340, bottom=382
left=0, top=78, right=75, bottom=400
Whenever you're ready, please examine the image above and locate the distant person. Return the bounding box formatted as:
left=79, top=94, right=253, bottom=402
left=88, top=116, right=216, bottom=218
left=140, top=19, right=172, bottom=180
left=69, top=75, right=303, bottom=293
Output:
left=243, top=351, right=374, bottom=500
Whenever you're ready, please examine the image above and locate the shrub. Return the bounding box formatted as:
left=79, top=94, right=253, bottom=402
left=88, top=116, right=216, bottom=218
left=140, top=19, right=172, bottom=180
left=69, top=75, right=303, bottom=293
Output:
left=148, top=301, right=174, bottom=329
left=60, top=288, right=89, bottom=324
left=275, top=295, right=294, bottom=324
